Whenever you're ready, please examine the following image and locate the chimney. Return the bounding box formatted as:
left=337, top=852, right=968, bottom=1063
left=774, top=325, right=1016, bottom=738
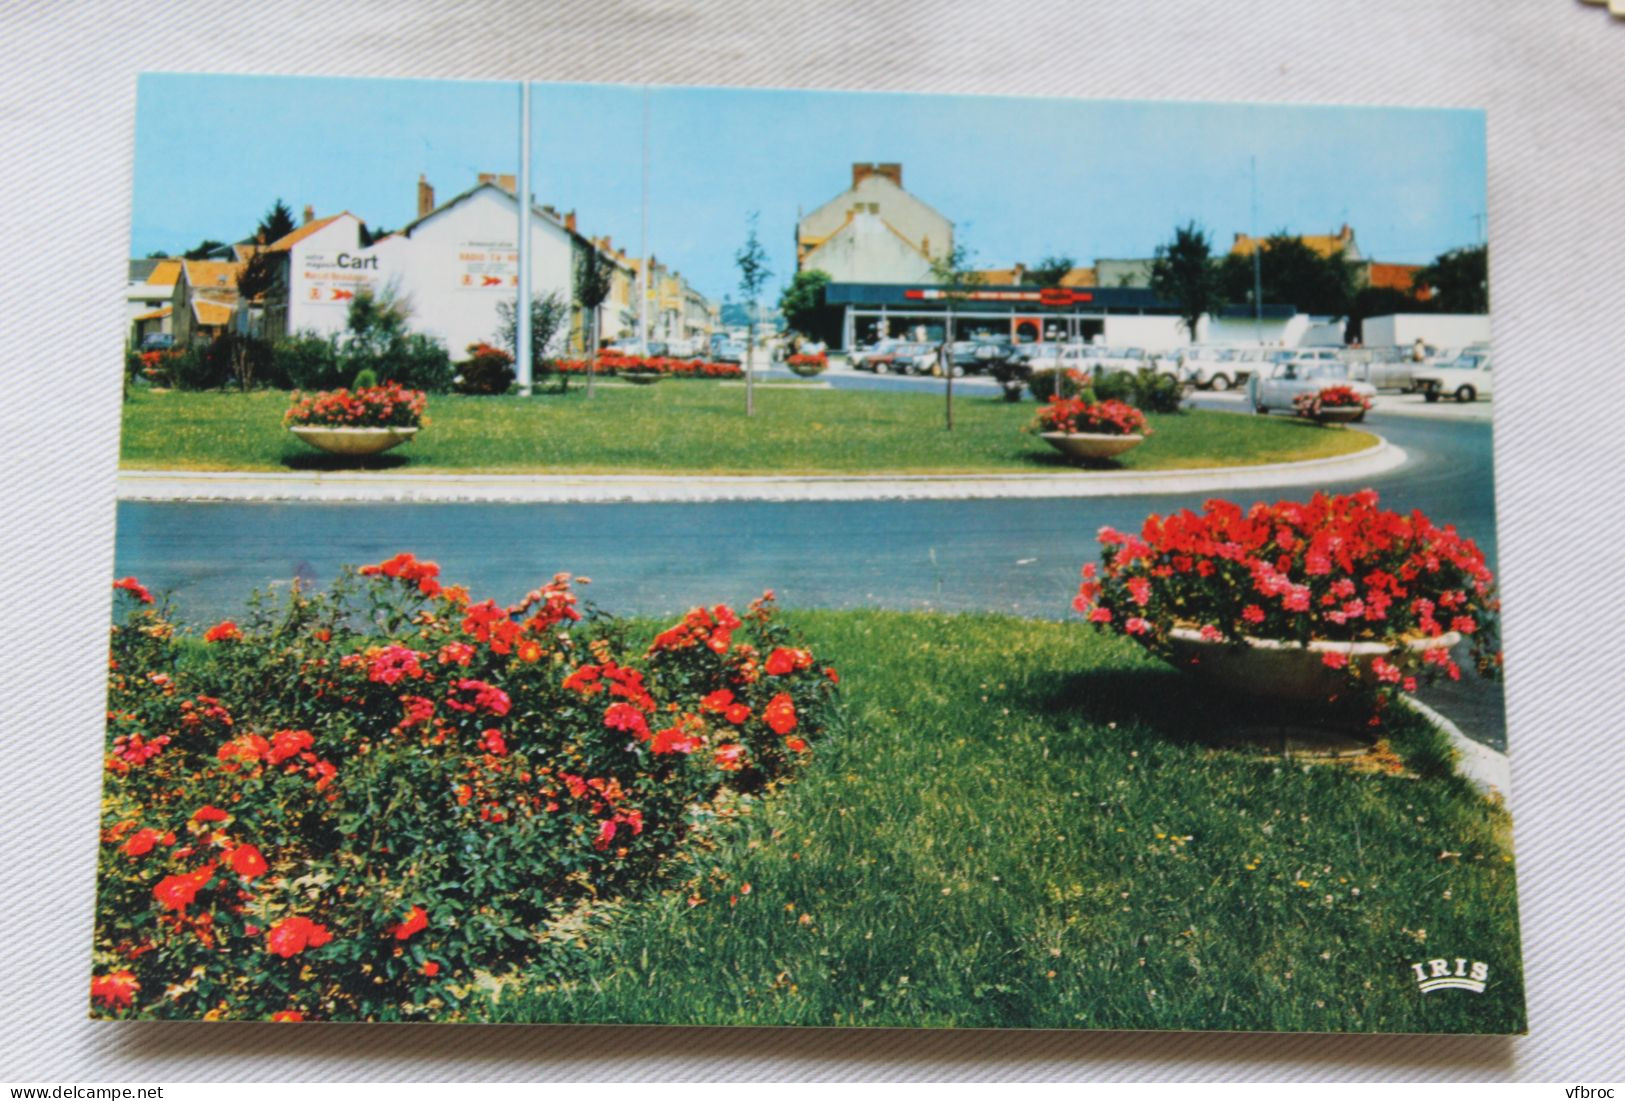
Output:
left=417, top=174, right=435, bottom=217
left=565, top=210, right=577, bottom=233
left=876, top=162, right=902, bottom=187
left=302, top=204, right=314, bottom=225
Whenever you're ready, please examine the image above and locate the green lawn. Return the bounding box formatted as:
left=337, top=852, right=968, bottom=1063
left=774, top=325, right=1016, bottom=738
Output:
left=120, top=385, right=1376, bottom=475
left=484, top=611, right=1524, bottom=1033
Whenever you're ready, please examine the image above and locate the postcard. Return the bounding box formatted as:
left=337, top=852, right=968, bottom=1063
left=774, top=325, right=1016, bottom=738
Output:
left=96, top=73, right=1520, bottom=1032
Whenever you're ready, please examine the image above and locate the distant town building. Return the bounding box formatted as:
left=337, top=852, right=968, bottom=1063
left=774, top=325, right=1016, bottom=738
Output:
left=1230, top=223, right=1363, bottom=262
left=1094, top=258, right=1158, bottom=289
left=796, top=163, right=952, bottom=284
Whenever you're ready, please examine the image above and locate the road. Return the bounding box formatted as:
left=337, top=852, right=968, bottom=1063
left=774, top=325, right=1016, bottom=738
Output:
left=112, top=399, right=1507, bottom=749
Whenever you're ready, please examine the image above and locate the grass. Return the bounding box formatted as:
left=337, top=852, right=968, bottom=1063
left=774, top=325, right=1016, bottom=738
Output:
left=483, top=610, right=1525, bottom=1033
left=119, top=385, right=1376, bottom=475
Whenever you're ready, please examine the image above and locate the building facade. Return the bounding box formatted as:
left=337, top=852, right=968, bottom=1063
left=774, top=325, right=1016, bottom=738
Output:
left=796, top=163, right=952, bottom=284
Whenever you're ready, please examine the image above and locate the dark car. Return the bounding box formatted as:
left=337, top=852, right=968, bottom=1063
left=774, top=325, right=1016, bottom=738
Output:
left=138, top=332, right=175, bottom=352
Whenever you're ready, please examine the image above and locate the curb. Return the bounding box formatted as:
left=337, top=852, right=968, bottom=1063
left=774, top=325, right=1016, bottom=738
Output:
left=116, top=437, right=1405, bottom=505
left=1399, top=694, right=1512, bottom=800
left=118, top=438, right=1406, bottom=504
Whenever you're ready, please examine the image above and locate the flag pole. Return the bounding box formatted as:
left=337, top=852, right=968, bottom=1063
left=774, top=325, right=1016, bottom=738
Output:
left=517, top=80, right=533, bottom=394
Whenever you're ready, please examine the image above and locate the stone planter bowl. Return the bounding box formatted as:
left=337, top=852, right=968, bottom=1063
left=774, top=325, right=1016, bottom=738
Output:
left=1312, top=405, right=1365, bottom=424
left=620, top=371, right=664, bottom=386
left=1041, top=431, right=1145, bottom=461
left=289, top=425, right=418, bottom=455
left=1163, top=627, right=1462, bottom=703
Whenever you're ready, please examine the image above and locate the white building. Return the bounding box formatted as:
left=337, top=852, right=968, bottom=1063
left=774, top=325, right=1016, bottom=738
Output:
left=797, top=163, right=952, bottom=284
left=261, top=180, right=580, bottom=358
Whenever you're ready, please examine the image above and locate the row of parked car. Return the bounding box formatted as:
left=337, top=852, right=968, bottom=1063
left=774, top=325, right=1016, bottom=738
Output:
left=846, top=336, right=1493, bottom=405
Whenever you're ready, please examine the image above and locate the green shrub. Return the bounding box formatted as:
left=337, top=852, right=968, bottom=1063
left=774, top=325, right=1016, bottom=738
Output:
left=1028, top=367, right=1094, bottom=403
left=272, top=333, right=344, bottom=391
left=1129, top=367, right=1185, bottom=414
left=455, top=342, right=517, bottom=395
left=351, top=367, right=379, bottom=390
left=92, top=560, right=838, bottom=1021
left=169, top=342, right=232, bottom=391
left=1091, top=369, right=1136, bottom=404
left=376, top=333, right=455, bottom=393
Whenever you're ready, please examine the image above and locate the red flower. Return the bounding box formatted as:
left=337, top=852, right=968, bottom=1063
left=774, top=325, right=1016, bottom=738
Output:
left=763, top=693, right=798, bottom=735
left=203, top=620, right=242, bottom=643
left=270, top=1011, right=304, bottom=1022
left=714, top=744, right=745, bottom=771
left=112, top=577, right=154, bottom=604
left=651, top=726, right=702, bottom=755
left=724, top=703, right=751, bottom=725
left=192, top=805, right=230, bottom=823
left=604, top=702, right=651, bottom=740
left=121, top=827, right=172, bottom=857
left=423, top=961, right=441, bottom=977
left=267, top=728, right=314, bottom=765
left=90, top=971, right=140, bottom=1011
left=764, top=647, right=814, bottom=675
left=388, top=905, right=429, bottom=941
left=154, top=866, right=215, bottom=912
left=266, top=915, right=333, bottom=958
left=229, top=844, right=268, bottom=880
left=479, top=728, right=508, bottom=756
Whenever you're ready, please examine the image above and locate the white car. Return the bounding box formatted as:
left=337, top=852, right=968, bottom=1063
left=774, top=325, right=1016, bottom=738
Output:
left=1016, top=342, right=1091, bottom=371
left=1247, top=359, right=1376, bottom=417
left=1413, top=350, right=1493, bottom=403
left=1179, top=346, right=1257, bottom=391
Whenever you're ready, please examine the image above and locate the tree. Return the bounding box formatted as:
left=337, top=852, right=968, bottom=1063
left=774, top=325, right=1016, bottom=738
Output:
left=777, top=269, right=839, bottom=347
left=256, top=199, right=297, bottom=245
left=236, top=250, right=279, bottom=302
left=928, top=243, right=984, bottom=431
left=1218, top=232, right=1357, bottom=319
left=182, top=239, right=226, bottom=260
left=734, top=213, right=771, bottom=417
left=495, top=292, right=570, bottom=383
left=574, top=246, right=615, bottom=397
left=1148, top=223, right=1222, bottom=344
left=1413, top=244, right=1487, bottom=314
left=358, top=223, right=392, bottom=247
left=1028, top=254, right=1074, bottom=288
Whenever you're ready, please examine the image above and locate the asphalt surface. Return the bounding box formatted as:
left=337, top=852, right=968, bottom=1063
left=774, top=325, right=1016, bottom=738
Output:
left=112, top=391, right=1507, bottom=751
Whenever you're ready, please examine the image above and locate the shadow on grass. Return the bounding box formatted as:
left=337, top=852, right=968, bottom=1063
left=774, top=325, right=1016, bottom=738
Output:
left=1009, top=446, right=1128, bottom=472
left=280, top=450, right=416, bottom=472
left=1021, top=665, right=1375, bottom=754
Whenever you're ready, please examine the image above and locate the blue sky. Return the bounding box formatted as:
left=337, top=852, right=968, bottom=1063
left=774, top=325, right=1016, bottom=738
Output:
left=133, top=74, right=1486, bottom=302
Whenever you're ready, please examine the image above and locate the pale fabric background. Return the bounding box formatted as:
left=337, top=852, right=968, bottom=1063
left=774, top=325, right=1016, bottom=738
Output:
left=1, top=0, right=1621, bottom=1081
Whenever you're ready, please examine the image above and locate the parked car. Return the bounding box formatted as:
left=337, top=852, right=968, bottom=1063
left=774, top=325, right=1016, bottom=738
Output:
left=888, top=342, right=940, bottom=375
left=711, top=340, right=745, bottom=364
left=1014, top=342, right=1089, bottom=372
left=1413, top=350, right=1493, bottom=403
left=138, top=332, right=174, bottom=352
left=1247, top=359, right=1376, bottom=417
left=1178, top=346, right=1255, bottom=391
left=849, top=339, right=902, bottom=372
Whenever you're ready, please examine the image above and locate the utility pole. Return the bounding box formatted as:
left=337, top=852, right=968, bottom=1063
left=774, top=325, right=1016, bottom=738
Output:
left=1250, top=154, right=1263, bottom=345
left=516, top=81, right=532, bottom=394
left=638, top=85, right=650, bottom=358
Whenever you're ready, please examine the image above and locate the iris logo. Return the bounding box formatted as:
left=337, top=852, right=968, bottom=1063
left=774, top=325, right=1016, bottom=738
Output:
left=1410, top=957, right=1489, bottom=994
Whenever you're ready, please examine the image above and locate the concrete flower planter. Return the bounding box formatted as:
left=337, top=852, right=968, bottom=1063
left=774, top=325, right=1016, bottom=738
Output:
left=289, top=426, right=418, bottom=455
left=619, top=371, right=663, bottom=386
left=1040, top=431, right=1145, bottom=461
left=1163, top=627, right=1461, bottom=703
left=1311, top=405, right=1365, bottom=424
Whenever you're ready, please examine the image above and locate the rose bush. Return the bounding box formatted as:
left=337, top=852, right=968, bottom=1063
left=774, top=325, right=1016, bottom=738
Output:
left=93, top=556, right=837, bottom=1021
left=1032, top=396, right=1149, bottom=437
left=283, top=384, right=427, bottom=430
left=1073, top=489, right=1500, bottom=700
left=553, top=355, right=745, bottom=380
left=1293, top=384, right=1372, bottom=419
left=785, top=353, right=828, bottom=378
